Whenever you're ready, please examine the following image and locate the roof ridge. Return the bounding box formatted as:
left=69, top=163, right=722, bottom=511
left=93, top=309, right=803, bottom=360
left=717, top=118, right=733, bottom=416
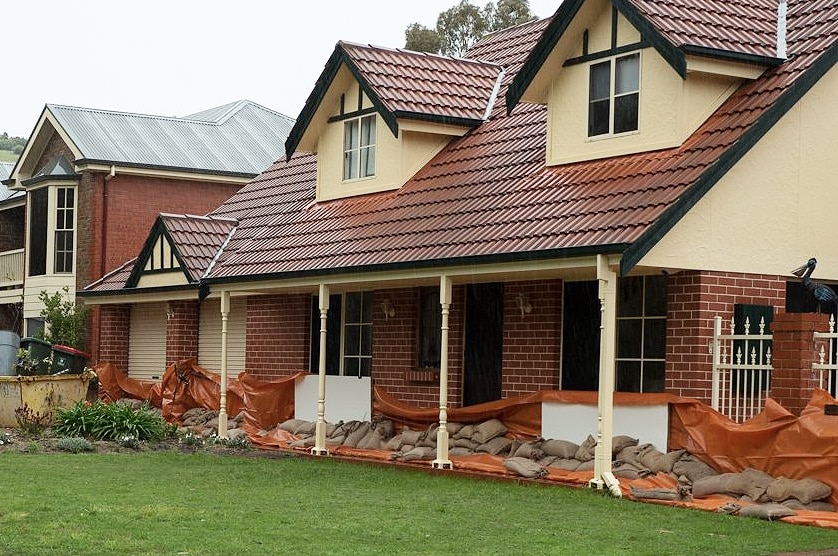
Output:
left=339, top=40, right=502, bottom=68
left=159, top=212, right=239, bottom=223
left=47, top=103, right=223, bottom=127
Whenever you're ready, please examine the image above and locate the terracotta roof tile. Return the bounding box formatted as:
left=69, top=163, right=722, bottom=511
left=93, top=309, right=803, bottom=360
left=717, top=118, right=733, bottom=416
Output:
left=629, top=0, right=780, bottom=58
left=160, top=214, right=238, bottom=281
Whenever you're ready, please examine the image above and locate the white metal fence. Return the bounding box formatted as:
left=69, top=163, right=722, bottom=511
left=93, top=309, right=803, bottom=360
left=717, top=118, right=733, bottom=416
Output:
left=812, top=315, right=838, bottom=398
left=711, top=315, right=773, bottom=423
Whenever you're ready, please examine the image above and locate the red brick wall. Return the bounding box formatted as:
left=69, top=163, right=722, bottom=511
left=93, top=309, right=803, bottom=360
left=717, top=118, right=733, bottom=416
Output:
left=165, top=300, right=199, bottom=365
left=770, top=312, right=828, bottom=416
left=245, top=294, right=310, bottom=377
left=33, top=132, right=74, bottom=171
left=99, top=304, right=130, bottom=370
left=665, top=270, right=786, bottom=403
left=502, top=281, right=562, bottom=395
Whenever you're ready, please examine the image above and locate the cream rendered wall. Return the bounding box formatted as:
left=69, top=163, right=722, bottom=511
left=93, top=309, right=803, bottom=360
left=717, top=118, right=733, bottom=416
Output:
left=316, top=78, right=455, bottom=201
left=136, top=271, right=189, bottom=288
left=545, top=0, right=741, bottom=165
left=639, top=65, right=838, bottom=280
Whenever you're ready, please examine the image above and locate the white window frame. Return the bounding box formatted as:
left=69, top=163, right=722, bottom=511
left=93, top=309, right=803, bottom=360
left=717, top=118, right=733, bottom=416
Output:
left=587, top=51, right=641, bottom=139
left=343, top=114, right=376, bottom=181
left=54, top=186, right=75, bottom=274
left=341, top=291, right=373, bottom=377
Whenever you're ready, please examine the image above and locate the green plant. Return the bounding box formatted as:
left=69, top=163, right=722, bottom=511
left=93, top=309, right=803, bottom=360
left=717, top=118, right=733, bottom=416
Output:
left=24, top=440, right=40, bottom=453
left=37, top=286, right=89, bottom=349
left=14, top=347, right=51, bottom=376
left=89, top=401, right=166, bottom=442
left=53, top=400, right=98, bottom=437
left=116, top=434, right=141, bottom=449
left=0, top=431, right=13, bottom=445
left=209, top=433, right=251, bottom=450
left=56, top=437, right=94, bottom=453
left=179, top=432, right=204, bottom=447
left=14, top=403, right=50, bottom=437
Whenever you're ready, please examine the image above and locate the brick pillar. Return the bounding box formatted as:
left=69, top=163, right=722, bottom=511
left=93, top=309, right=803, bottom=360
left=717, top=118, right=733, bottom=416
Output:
left=98, top=304, right=130, bottom=370
left=770, top=312, right=828, bottom=415
left=166, top=300, right=199, bottom=365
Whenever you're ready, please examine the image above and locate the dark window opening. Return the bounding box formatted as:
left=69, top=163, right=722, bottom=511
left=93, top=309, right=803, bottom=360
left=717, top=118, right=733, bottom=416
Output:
left=28, top=188, right=48, bottom=276
left=418, top=288, right=441, bottom=369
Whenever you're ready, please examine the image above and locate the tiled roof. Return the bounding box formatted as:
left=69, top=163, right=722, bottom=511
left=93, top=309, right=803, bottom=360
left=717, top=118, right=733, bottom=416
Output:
left=47, top=100, right=294, bottom=176
left=159, top=214, right=238, bottom=281
left=340, top=41, right=504, bottom=123
left=84, top=258, right=136, bottom=293
left=284, top=42, right=504, bottom=159
left=626, top=0, right=781, bottom=58
left=205, top=0, right=837, bottom=282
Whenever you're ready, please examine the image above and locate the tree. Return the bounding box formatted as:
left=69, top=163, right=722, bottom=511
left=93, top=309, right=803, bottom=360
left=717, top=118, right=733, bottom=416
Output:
left=436, top=0, right=489, bottom=57
left=486, top=0, right=538, bottom=31
left=405, top=23, right=442, bottom=53
left=404, top=0, right=536, bottom=57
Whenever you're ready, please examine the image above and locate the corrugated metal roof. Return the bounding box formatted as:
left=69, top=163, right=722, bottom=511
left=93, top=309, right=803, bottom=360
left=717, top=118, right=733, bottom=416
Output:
left=49, top=100, right=294, bottom=176
left=0, top=163, right=23, bottom=203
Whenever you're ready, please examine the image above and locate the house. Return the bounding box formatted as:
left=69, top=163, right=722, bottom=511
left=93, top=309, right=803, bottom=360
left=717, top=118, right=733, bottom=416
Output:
left=0, top=162, right=25, bottom=331
left=81, top=0, right=838, bottom=477
left=1, top=100, right=294, bottom=360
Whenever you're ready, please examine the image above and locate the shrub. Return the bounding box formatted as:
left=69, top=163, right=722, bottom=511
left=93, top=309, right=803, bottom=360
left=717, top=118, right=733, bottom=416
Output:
left=179, top=432, right=204, bottom=447
left=54, top=400, right=167, bottom=441
left=14, top=404, right=50, bottom=437
left=53, top=401, right=98, bottom=437
left=0, top=431, right=13, bottom=445
left=37, top=286, right=89, bottom=349
left=90, top=402, right=166, bottom=442
left=116, top=435, right=141, bottom=449
left=56, top=437, right=94, bottom=453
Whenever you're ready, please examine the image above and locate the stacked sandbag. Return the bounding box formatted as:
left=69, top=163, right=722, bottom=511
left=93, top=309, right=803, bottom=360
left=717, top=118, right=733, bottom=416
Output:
left=691, top=469, right=834, bottom=513
left=178, top=407, right=246, bottom=438
left=274, top=416, right=397, bottom=451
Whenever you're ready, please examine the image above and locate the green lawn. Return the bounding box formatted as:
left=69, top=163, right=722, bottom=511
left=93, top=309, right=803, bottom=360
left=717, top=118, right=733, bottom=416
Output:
left=0, top=451, right=836, bottom=555
left=0, top=149, right=18, bottom=163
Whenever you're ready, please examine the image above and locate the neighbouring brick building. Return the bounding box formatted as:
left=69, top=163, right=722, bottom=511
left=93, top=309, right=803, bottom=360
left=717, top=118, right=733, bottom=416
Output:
left=83, top=0, right=838, bottom=450
left=1, top=100, right=294, bottom=359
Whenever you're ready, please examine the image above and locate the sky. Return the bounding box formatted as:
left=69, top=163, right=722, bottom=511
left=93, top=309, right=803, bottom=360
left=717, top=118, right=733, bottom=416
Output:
left=1, top=1, right=562, bottom=139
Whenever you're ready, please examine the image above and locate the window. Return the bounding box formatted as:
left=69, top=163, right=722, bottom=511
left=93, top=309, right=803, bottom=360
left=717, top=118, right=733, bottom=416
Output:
left=418, top=288, right=441, bottom=369
left=343, top=115, right=376, bottom=180
left=343, top=292, right=373, bottom=377
left=616, top=275, right=666, bottom=393
left=54, top=187, right=74, bottom=273
left=28, top=188, right=48, bottom=276
left=588, top=52, right=640, bottom=138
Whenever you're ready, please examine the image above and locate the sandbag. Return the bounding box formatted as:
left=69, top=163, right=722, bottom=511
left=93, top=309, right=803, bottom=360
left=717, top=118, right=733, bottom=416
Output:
left=504, top=457, right=548, bottom=479
left=278, top=418, right=307, bottom=433
left=474, top=419, right=508, bottom=444
left=766, top=477, right=832, bottom=505
left=541, top=439, right=579, bottom=459
left=574, top=435, right=596, bottom=462
left=475, top=436, right=513, bottom=455
left=738, top=503, right=797, bottom=521
left=343, top=422, right=371, bottom=448
left=358, top=429, right=384, bottom=450
left=400, top=428, right=423, bottom=445
left=611, top=435, right=639, bottom=456
left=513, top=442, right=544, bottom=460
left=548, top=458, right=581, bottom=471
left=615, top=446, right=643, bottom=467
left=781, top=499, right=836, bottom=512
left=402, top=446, right=436, bottom=461
left=449, top=447, right=472, bottom=456
left=454, top=424, right=475, bottom=439
left=672, top=454, right=718, bottom=482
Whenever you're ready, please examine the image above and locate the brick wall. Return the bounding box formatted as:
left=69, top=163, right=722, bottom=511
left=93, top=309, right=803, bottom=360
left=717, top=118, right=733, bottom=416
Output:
left=165, top=300, right=199, bottom=365
left=33, top=132, right=74, bottom=171
left=502, top=281, right=562, bottom=395
left=769, top=312, right=828, bottom=415
left=665, top=270, right=786, bottom=403
left=246, top=294, right=310, bottom=377
left=0, top=205, right=24, bottom=252
left=99, top=304, right=130, bottom=370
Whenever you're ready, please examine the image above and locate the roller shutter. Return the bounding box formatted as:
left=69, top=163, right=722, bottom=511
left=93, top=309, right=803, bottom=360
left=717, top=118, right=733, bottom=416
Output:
left=128, top=302, right=167, bottom=382
left=198, top=297, right=246, bottom=373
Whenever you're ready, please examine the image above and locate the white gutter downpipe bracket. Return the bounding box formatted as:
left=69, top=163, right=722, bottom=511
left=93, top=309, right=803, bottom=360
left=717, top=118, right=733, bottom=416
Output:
left=777, top=0, right=787, bottom=59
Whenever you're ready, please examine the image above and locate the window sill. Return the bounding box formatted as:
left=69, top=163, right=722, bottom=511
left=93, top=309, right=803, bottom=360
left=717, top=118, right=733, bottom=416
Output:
left=405, top=369, right=439, bottom=383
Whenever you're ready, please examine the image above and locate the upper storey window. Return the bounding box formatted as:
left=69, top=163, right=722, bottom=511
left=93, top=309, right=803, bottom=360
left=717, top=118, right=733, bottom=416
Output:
left=588, top=52, right=640, bottom=138
left=55, top=186, right=75, bottom=273
left=343, top=114, right=376, bottom=180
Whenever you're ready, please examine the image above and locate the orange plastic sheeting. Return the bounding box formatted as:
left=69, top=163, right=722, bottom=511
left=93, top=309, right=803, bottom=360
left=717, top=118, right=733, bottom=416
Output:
left=95, top=359, right=299, bottom=428
left=96, top=362, right=162, bottom=407
left=373, top=386, right=677, bottom=439
left=670, top=389, right=838, bottom=508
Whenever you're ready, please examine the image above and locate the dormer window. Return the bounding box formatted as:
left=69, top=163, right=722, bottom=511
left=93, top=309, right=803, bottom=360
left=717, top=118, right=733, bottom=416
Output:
left=588, top=52, right=640, bottom=138
left=343, top=114, right=376, bottom=180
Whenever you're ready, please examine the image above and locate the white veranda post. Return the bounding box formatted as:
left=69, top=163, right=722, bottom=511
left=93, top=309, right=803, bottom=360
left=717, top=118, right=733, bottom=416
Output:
left=590, top=255, right=621, bottom=496
left=218, top=290, right=230, bottom=438
left=433, top=275, right=453, bottom=470
left=312, top=284, right=330, bottom=456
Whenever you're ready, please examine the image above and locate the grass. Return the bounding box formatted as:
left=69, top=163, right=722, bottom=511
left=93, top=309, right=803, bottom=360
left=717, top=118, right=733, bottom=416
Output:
left=0, top=149, right=18, bottom=163
left=0, top=452, right=836, bottom=555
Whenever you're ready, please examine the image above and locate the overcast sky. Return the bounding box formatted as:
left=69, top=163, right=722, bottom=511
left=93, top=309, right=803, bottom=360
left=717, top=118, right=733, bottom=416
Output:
left=1, top=1, right=561, bottom=139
